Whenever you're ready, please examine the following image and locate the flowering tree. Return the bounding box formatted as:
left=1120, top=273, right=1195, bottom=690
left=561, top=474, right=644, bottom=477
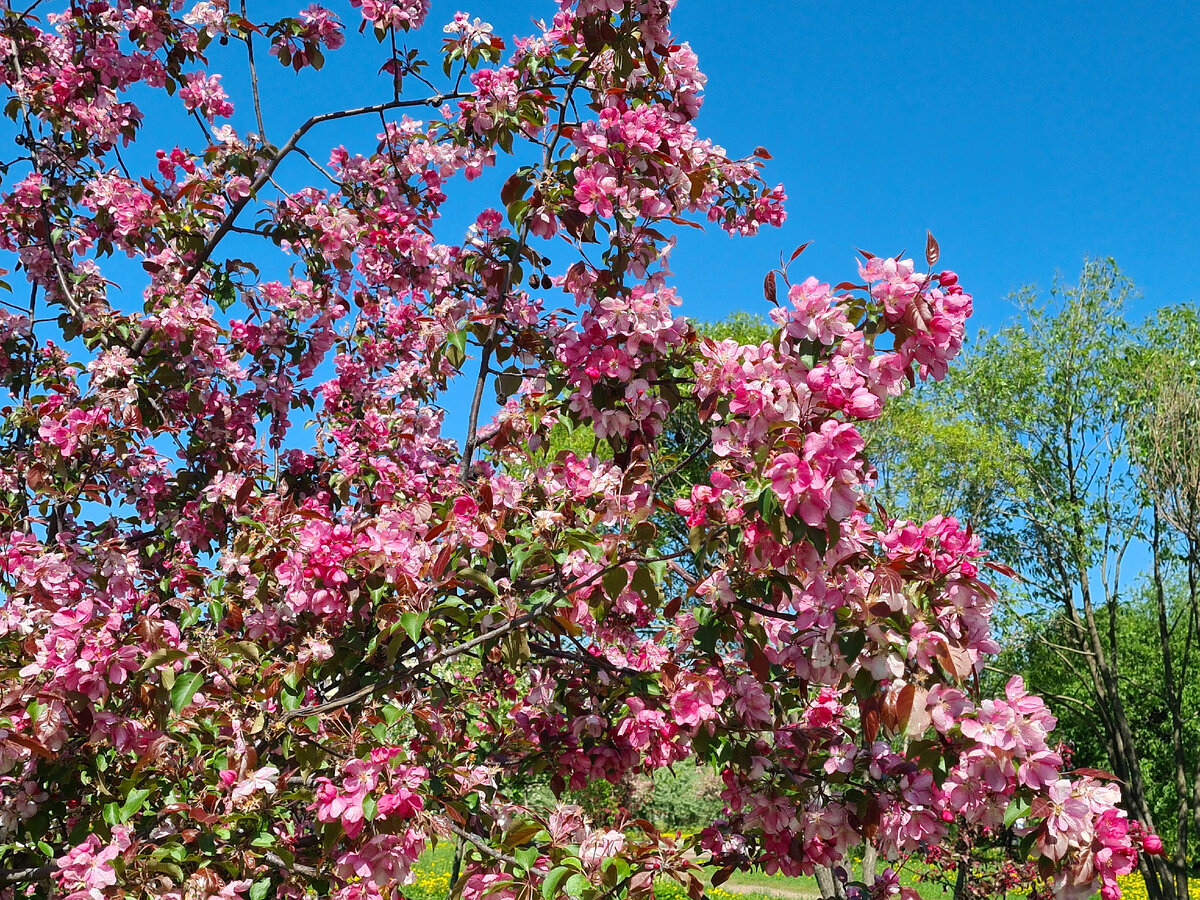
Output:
left=0, top=2, right=1151, bottom=900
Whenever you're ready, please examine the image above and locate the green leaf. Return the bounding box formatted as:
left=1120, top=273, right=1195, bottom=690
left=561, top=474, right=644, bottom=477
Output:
left=510, top=543, right=535, bottom=580
left=226, top=641, right=262, bottom=664
left=119, top=787, right=152, bottom=823
left=170, top=671, right=204, bottom=713
left=1004, top=797, right=1031, bottom=828
left=602, top=567, right=629, bottom=600
left=446, top=329, right=468, bottom=368
left=399, top=611, right=427, bottom=643
left=564, top=873, right=592, bottom=898
left=601, top=857, right=630, bottom=878
left=837, top=630, right=866, bottom=666
left=457, top=568, right=498, bottom=596
left=280, top=686, right=302, bottom=712
left=139, top=648, right=188, bottom=672
left=212, top=273, right=237, bottom=312
left=543, top=866, right=573, bottom=900
left=630, top=565, right=661, bottom=606
left=514, top=846, right=539, bottom=873
left=250, top=879, right=272, bottom=900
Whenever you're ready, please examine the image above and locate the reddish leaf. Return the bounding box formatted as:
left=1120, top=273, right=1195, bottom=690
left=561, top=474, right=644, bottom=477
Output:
left=985, top=560, right=1021, bottom=580
left=632, top=818, right=660, bottom=838
left=431, top=545, right=455, bottom=580
left=6, top=733, right=53, bottom=760
left=925, top=230, right=940, bottom=267
left=1069, top=767, right=1125, bottom=783
left=712, top=868, right=734, bottom=888
left=234, top=476, right=254, bottom=509
left=856, top=247, right=876, bottom=260
left=863, top=794, right=881, bottom=839
left=897, top=683, right=931, bottom=737
left=630, top=873, right=656, bottom=899
left=789, top=240, right=812, bottom=262
left=753, top=146, right=773, bottom=159
left=763, top=270, right=778, bottom=305
left=746, top=640, right=770, bottom=681
left=935, top=643, right=974, bottom=680
left=832, top=282, right=866, bottom=293
left=863, top=704, right=880, bottom=744
left=500, top=172, right=525, bottom=208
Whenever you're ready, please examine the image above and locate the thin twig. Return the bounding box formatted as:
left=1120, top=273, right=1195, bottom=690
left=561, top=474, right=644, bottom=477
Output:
left=242, top=0, right=268, bottom=142
left=446, top=822, right=524, bottom=868
left=0, top=863, right=55, bottom=887
left=133, top=90, right=465, bottom=358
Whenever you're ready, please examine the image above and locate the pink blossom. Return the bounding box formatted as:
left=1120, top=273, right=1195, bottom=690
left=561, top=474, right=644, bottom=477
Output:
left=179, top=72, right=234, bottom=122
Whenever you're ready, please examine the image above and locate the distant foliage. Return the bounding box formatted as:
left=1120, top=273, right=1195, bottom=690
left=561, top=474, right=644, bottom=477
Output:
left=629, top=766, right=725, bottom=831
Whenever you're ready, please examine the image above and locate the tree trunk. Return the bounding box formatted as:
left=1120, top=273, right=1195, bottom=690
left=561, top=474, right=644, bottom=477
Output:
left=1152, top=512, right=1190, bottom=900
left=859, top=841, right=878, bottom=888
left=1057, top=563, right=1173, bottom=900
left=814, top=865, right=846, bottom=900
left=953, top=859, right=968, bottom=900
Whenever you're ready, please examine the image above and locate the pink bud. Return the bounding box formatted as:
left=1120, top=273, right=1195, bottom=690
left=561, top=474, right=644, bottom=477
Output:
left=1143, top=834, right=1164, bottom=856
left=941, top=809, right=955, bottom=823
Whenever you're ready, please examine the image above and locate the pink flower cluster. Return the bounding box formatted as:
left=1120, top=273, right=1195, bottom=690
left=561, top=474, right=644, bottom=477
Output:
left=313, top=751, right=427, bottom=840
left=765, top=420, right=865, bottom=526
left=179, top=72, right=234, bottom=122
left=55, top=826, right=133, bottom=900
left=862, top=258, right=972, bottom=380
left=37, top=404, right=110, bottom=459
left=269, top=5, right=346, bottom=70
left=349, top=0, right=430, bottom=32
left=556, top=279, right=688, bottom=441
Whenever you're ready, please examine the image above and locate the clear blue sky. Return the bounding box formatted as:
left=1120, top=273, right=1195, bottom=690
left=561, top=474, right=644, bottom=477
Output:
left=9, top=3, right=1197, bottom=331
left=664, top=0, right=1200, bottom=332
left=198, top=0, right=1200, bottom=336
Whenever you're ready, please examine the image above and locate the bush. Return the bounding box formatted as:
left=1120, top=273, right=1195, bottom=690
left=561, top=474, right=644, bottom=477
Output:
left=629, top=765, right=725, bottom=831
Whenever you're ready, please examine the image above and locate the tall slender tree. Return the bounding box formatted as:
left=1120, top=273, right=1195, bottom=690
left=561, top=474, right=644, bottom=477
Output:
left=869, top=259, right=1194, bottom=900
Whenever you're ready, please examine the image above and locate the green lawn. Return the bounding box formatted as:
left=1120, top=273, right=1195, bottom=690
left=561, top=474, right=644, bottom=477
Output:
left=404, top=841, right=954, bottom=900
left=718, top=864, right=951, bottom=900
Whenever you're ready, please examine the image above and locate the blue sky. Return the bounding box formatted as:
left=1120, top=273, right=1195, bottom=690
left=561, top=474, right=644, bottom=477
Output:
left=12, top=0, right=1197, bottom=423
left=194, top=0, right=1200, bottom=337
left=663, top=0, right=1200, bottom=333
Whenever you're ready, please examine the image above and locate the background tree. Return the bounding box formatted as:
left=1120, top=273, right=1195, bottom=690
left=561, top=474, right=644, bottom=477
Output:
left=868, top=259, right=1195, bottom=900
left=1131, top=306, right=1200, bottom=899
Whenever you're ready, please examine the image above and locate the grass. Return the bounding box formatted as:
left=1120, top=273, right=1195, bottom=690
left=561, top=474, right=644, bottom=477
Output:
left=717, top=863, right=951, bottom=900
left=1114, top=874, right=1200, bottom=900
left=401, top=841, right=1182, bottom=900
left=405, top=841, right=754, bottom=900
left=405, top=841, right=950, bottom=900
